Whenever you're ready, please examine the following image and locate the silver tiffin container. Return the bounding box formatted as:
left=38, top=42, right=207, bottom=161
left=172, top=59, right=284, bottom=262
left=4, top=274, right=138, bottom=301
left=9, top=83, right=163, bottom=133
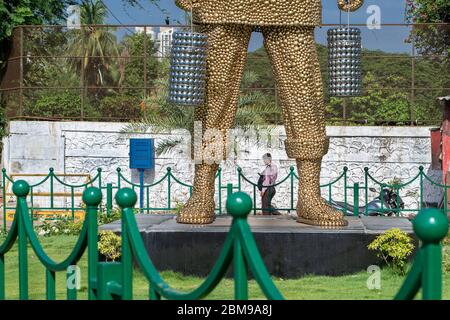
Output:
left=327, top=27, right=362, bottom=97
left=168, top=31, right=208, bottom=106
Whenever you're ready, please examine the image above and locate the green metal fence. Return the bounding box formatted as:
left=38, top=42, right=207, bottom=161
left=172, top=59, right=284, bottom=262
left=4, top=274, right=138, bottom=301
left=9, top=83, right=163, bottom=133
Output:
left=2, top=165, right=449, bottom=232
left=0, top=180, right=447, bottom=300
left=1, top=168, right=102, bottom=231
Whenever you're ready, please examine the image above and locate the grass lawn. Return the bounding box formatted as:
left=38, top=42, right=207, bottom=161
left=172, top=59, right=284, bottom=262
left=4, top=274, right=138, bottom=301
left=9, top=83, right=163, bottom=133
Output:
left=2, top=235, right=449, bottom=300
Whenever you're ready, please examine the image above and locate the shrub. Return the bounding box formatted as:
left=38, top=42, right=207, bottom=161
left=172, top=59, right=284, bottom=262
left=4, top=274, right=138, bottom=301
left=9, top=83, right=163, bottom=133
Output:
left=98, top=231, right=121, bottom=262
left=98, top=208, right=122, bottom=225
left=442, top=235, right=450, bottom=273
left=98, top=94, right=142, bottom=120
left=368, top=228, right=415, bottom=275
left=35, top=216, right=83, bottom=237
left=0, top=227, right=7, bottom=240
left=25, top=90, right=100, bottom=119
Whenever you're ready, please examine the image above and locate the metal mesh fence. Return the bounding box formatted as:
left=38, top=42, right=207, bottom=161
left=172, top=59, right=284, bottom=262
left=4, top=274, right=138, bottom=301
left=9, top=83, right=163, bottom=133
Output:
left=0, top=24, right=449, bottom=125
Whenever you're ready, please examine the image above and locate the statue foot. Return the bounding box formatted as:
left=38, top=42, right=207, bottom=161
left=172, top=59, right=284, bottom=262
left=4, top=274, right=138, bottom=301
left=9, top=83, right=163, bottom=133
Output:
left=295, top=160, right=348, bottom=227
left=296, top=200, right=348, bottom=227
left=176, top=195, right=216, bottom=224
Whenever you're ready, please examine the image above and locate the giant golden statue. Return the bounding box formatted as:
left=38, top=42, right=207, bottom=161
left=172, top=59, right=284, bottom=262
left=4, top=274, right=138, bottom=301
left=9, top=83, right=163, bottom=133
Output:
left=175, top=0, right=364, bottom=226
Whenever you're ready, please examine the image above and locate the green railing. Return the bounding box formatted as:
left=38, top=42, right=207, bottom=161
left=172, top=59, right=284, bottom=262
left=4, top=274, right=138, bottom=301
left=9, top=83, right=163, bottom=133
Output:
left=395, top=208, right=449, bottom=300
left=3, top=165, right=450, bottom=233
left=0, top=180, right=284, bottom=300
left=0, top=179, right=448, bottom=300
left=363, top=166, right=448, bottom=217
left=1, top=168, right=102, bottom=231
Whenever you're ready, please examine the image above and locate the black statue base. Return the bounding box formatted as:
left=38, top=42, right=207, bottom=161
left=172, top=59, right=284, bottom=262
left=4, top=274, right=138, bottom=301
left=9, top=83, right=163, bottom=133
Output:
left=101, top=215, right=416, bottom=278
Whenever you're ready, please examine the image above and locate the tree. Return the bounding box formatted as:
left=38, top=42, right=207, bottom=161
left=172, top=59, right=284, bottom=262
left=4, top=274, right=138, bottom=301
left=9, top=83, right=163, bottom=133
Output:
left=406, top=0, right=450, bottom=62
left=0, top=0, right=76, bottom=81
left=67, top=0, right=120, bottom=88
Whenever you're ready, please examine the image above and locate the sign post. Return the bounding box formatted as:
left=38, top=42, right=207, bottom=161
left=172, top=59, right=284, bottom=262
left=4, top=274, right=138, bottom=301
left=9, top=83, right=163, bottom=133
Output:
left=129, top=139, right=155, bottom=213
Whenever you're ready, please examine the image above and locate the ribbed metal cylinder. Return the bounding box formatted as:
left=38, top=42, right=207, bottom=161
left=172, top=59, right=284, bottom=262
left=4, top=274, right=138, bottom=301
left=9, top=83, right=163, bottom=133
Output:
left=167, top=31, right=208, bottom=106
left=327, top=27, right=362, bottom=97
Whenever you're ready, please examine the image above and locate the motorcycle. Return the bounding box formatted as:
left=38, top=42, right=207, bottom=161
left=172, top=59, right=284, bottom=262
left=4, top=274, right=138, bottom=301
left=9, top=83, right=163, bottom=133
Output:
left=329, top=187, right=405, bottom=217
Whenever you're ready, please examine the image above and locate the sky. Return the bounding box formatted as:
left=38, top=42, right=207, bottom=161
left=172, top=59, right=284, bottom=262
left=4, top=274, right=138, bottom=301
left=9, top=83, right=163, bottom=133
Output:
left=103, top=0, right=412, bottom=53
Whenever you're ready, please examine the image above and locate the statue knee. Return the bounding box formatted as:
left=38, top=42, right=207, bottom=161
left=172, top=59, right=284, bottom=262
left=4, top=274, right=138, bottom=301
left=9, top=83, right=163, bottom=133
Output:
left=285, top=137, right=330, bottom=160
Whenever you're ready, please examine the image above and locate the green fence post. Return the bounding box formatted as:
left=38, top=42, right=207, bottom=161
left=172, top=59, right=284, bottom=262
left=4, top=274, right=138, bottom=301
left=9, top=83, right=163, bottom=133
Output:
left=106, top=183, right=113, bottom=217
left=343, top=167, right=348, bottom=214
left=233, top=239, right=248, bottom=300
left=0, top=254, right=4, bottom=299
left=115, top=188, right=137, bottom=300
left=46, top=269, right=56, bottom=300
left=30, top=186, right=34, bottom=226
left=71, top=187, right=75, bottom=221
left=67, top=266, right=78, bottom=300
left=167, top=167, right=172, bottom=210
left=290, top=166, right=295, bottom=212
left=226, top=191, right=284, bottom=300
left=414, top=208, right=448, bottom=300
left=218, top=167, right=222, bottom=215
left=237, top=167, right=242, bottom=192
left=419, top=166, right=424, bottom=211
left=2, top=169, right=6, bottom=233
left=227, top=183, right=233, bottom=197
left=364, top=167, right=369, bottom=216
left=49, top=168, right=54, bottom=209
left=82, top=187, right=102, bottom=300
left=149, top=287, right=161, bottom=300
left=97, top=168, right=102, bottom=189
left=117, top=168, right=122, bottom=189
left=13, top=180, right=30, bottom=300
left=97, top=262, right=123, bottom=300
left=353, top=183, right=359, bottom=216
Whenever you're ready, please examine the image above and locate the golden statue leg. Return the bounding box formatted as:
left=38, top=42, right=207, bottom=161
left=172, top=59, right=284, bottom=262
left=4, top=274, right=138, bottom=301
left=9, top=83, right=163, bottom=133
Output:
left=263, top=26, right=347, bottom=227
left=177, top=24, right=252, bottom=224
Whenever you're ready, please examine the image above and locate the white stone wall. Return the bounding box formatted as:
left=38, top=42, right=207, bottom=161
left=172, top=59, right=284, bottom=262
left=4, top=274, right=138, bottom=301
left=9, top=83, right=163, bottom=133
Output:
left=2, top=121, right=442, bottom=213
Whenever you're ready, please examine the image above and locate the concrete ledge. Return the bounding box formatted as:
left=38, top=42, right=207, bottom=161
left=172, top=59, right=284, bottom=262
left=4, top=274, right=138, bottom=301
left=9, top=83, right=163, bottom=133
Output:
left=101, top=214, right=417, bottom=278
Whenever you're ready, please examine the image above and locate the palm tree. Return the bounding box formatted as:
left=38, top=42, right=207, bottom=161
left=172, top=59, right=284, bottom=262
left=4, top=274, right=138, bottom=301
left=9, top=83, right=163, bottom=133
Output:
left=67, top=0, right=120, bottom=87
left=124, top=63, right=280, bottom=156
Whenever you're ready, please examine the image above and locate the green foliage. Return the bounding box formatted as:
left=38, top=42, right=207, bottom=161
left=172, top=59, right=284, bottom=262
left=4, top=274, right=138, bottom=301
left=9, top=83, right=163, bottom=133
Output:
left=99, top=94, right=142, bottom=119
left=0, top=227, right=7, bottom=240
left=443, top=235, right=450, bottom=273
left=98, top=230, right=121, bottom=262
left=406, top=0, right=450, bottom=60
left=35, top=216, right=84, bottom=237
left=33, top=209, right=121, bottom=237
left=98, top=208, right=122, bottom=225
left=0, top=0, right=72, bottom=74
left=173, top=200, right=184, bottom=215
left=25, top=90, right=99, bottom=118
left=67, top=0, right=120, bottom=88
left=368, top=228, right=415, bottom=275
left=120, top=31, right=159, bottom=89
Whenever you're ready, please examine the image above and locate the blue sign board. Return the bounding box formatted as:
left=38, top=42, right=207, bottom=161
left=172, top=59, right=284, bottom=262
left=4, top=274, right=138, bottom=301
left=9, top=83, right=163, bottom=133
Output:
left=129, top=139, right=155, bottom=170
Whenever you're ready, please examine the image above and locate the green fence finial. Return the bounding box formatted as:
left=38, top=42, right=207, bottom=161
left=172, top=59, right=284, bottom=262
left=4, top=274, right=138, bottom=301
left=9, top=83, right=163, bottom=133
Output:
left=115, top=188, right=138, bottom=209
left=82, top=187, right=102, bottom=207
left=12, top=180, right=30, bottom=197
left=413, top=208, right=449, bottom=244
left=226, top=192, right=252, bottom=218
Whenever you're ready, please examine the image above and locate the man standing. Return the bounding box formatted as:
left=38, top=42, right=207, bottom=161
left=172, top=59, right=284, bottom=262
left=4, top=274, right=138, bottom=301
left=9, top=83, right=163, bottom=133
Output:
left=260, top=153, right=281, bottom=215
